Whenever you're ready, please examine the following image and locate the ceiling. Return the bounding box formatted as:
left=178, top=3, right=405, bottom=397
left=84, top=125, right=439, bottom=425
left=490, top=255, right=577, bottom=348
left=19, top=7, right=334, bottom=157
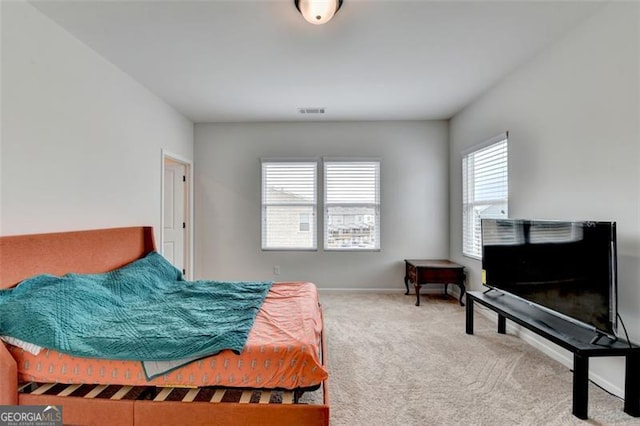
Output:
left=30, top=0, right=603, bottom=123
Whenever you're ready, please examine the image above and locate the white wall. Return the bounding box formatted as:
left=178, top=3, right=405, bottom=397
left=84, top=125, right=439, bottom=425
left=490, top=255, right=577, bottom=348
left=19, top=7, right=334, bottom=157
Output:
left=449, top=3, right=639, bottom=396
left=195, top=121, right=448, bottom=289
left=1, top=1, right=193, bottom=241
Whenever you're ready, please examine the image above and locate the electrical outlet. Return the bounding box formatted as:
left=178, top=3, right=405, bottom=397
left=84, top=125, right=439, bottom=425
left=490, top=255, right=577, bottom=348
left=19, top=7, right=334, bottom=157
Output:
left=273, top=265, right=280, bottom=275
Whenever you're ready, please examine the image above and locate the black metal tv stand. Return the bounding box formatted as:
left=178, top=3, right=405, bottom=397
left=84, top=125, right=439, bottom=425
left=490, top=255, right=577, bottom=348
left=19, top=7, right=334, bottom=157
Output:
left=589, top=331, right=617, bottom=346
left=465, top=290, right=640, bottom=420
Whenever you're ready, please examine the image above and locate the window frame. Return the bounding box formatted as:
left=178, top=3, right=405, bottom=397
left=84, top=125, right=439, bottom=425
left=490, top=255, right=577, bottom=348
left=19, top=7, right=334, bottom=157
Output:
left=323, top=158, right=381, bottom=252
left=261, top=159, right=318, bottom=251
left=462, top=133, right=509, bottom=260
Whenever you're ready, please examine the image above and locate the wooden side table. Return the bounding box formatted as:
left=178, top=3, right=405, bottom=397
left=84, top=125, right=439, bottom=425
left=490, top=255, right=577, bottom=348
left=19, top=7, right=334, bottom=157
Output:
left=404, top=259, right=466, bottom=306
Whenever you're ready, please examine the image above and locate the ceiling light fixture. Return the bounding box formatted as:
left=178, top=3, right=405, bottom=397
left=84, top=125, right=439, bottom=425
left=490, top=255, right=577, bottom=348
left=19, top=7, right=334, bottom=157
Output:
left=294, top=0, right=343, bottom=25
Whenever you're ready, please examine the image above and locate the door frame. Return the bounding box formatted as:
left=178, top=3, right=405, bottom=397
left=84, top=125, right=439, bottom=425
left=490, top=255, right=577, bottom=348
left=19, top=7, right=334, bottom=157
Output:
left=161, top=149, right=193, bottom=280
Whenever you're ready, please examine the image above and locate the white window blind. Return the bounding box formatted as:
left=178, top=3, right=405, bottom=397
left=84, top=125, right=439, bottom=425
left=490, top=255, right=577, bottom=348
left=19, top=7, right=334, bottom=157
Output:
left=463, top=134, right=508, bottom=258
left=262, top=161, right=317, bottom=250
left=324, top=160, right=380, bottom=250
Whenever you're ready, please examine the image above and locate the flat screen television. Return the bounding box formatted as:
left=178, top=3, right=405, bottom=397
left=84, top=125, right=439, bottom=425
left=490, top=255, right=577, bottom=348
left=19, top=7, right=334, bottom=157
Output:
left=481, top=218, right=617, bottom=337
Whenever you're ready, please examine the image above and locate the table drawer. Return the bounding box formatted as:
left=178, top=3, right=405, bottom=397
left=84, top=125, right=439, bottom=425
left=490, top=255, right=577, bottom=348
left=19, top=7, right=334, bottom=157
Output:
left=417, top=268, right=463, bottom=283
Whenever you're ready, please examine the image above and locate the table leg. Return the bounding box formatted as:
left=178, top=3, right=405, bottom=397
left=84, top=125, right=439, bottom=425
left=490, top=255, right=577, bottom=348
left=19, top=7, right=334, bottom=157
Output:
left=624, top=353, right=640, bottom=417
left=414, top=284, right=421, bottom=306
left=457, top=282, right=466, bottom=306
left=465, top=295, right=474, bottom=335
left=404, top=274, right=409, bottom=295
left=572, top=354, right=589, bottom=419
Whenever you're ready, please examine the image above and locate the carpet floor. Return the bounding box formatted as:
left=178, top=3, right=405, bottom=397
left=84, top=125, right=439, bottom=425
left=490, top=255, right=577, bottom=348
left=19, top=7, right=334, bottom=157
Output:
left=302, top=291, right=638, bottom=425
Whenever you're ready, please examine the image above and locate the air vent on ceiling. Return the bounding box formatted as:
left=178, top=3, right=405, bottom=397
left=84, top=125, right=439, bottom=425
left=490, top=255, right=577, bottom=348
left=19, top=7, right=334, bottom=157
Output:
left=298, top=107, right=326, bottom=114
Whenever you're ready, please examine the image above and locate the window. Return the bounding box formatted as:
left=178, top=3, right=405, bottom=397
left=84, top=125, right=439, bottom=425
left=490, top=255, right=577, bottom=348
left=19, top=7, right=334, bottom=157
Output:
left=262, top=161, right=317, bottom=250
left=462, top=134, right=508, bottom=259
left=324, top=160, right=380, bottom=250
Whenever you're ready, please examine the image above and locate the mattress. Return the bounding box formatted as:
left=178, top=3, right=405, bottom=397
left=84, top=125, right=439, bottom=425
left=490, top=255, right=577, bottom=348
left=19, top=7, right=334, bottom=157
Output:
left=8, top=282, right=328, bottom=390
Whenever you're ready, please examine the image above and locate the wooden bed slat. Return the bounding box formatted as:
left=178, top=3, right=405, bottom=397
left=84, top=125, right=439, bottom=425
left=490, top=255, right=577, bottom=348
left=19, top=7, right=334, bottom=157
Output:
left=19, top=381, right=317, bottom=406
left=282, top=391, right=294, bottom=404
left=182, top=388, right=200, bottom=402
left=210, top=389, right=225, bottom=403
left=110, top=385, right=133, bottom=400
left=84, top=384, right=108, bottom=399
left=31, top=383, right=56, bottom=395
left=239, top=390, right=252, bottom=404
left=153, top=387, right=173, bottom=402
left=57, top=383, right=82, bottom=397
left=259, top=391, right=271, bottom=404
left=18, top=382, right=34, bottom=392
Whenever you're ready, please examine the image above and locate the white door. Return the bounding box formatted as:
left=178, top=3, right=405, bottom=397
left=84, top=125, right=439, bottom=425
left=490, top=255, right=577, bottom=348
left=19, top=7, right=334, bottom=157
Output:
left=163, top=161, right=186, bottom=275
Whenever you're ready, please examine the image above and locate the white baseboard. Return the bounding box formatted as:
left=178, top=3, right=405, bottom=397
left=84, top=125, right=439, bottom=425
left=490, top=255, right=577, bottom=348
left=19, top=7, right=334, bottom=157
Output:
left=319, top=288, right=403, bottom=293
left=474, top=304, right=624, bottom=398
left=319, top=287, right=449, bottom=294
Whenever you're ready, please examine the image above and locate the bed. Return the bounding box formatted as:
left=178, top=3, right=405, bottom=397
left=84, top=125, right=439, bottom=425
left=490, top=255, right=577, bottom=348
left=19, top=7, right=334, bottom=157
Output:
left=0, top=226, right=329, bottom=426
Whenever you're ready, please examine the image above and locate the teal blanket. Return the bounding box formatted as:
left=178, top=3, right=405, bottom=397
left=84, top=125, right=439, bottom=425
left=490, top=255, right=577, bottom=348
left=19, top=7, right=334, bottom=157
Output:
left=0, top=252, right=272, bottom=361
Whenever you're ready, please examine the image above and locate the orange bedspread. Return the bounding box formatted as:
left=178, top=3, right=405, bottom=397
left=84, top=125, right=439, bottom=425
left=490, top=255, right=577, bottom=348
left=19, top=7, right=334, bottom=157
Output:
left=9, top=282, right=327, bottom=390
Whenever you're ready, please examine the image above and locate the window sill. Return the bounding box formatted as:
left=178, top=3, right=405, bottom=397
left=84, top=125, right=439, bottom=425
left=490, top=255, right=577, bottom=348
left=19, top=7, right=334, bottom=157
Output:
left=324, top=248, right=381, bottom=252
left=462, top=252, right=482, bottom=261
left=261, top=248, right=318, bottom=252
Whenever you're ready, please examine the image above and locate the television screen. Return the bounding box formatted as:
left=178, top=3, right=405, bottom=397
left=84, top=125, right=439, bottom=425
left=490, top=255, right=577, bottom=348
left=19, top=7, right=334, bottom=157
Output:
left=481, top=219, right=617, bottom=336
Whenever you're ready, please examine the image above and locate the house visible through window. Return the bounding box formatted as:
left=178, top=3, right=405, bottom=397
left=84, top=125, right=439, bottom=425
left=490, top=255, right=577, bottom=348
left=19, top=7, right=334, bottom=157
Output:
left=324, top=160, right=380, bottom=250
left=262, top=161, right=317, bottom=250
left=462, top=133, right=508, bottom=259
left=299, top=213, right=310, bottom=232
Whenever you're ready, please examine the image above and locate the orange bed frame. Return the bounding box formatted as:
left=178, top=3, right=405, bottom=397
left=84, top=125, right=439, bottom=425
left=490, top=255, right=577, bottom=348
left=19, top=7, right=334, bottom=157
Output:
left=0, top=227, right=329, bottom=426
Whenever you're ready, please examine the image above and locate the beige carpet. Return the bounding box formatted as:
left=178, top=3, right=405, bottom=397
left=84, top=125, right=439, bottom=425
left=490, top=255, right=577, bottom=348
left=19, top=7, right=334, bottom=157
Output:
left=302, top=292, right=638, bottom=425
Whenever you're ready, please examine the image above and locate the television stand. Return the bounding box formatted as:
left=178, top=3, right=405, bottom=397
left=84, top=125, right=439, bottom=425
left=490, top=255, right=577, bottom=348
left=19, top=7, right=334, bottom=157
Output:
left=590, top=332, right=618, bottom=346
left=465, top=290, right=640, bottom=420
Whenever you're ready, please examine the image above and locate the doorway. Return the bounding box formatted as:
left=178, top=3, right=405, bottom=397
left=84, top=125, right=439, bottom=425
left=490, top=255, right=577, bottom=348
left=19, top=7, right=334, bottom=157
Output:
left=161, top=150, right=193, bottom=279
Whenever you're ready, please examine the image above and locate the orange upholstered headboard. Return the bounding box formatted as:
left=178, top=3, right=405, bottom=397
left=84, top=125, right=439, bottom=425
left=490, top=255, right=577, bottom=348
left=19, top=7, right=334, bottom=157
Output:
left=0, top=227, right=156, bottom=289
